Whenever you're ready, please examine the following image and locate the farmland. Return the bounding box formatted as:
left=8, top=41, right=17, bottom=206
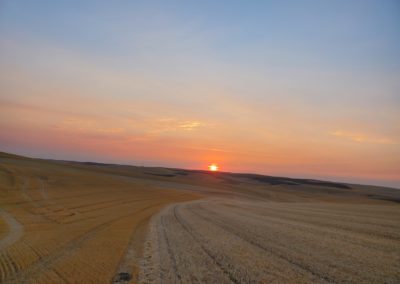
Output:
left=0, top=152, right=197, bottom=283
left=1, top=152, right=399, bottom=283
left=140, top=199, right=400, bottom=283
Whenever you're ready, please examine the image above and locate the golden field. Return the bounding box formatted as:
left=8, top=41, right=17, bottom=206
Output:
left=0, top=152, right=399, bottom=283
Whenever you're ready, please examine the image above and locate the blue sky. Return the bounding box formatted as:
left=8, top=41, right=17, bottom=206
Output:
left=1, top=1, right=399, bottom=187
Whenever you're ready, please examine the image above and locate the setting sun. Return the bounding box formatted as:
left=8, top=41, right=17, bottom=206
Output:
left=0, top=2, right=398, bottom=283
left=208, top=164, right=219, bottom=172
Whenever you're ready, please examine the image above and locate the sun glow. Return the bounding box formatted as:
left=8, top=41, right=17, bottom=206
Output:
left=208, top=164, right=219, bottom=172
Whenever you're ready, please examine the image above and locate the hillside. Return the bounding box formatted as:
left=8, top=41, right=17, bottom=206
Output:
left=0, top=152, right=399, bottom=283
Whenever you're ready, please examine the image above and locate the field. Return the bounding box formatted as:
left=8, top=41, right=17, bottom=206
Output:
left=0, top=152, right=198, bottom=283
left=140, top=200, right=400, bottom=283
left=0, top=152, right=399, bottom=283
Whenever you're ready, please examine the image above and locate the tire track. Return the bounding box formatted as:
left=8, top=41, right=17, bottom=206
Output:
left=172, top=204, right=238, bottom=284
left=0, top=210, right=24, bottom=251
left=214, top=201, right=398, bottom=254
left=20, top=178, right=39, bottom=207
left=160, top=213, right=181, bottom=282
left=111, top=203, right=162, bottom=284
left=189, top=202, right=333, bottom=283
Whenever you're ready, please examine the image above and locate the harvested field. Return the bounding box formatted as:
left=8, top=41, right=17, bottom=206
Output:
left=139, top=199, right=400, bottom=283
left=1, top=151, right=400, bottom=283
left=0, top=153, right=198, bottom=283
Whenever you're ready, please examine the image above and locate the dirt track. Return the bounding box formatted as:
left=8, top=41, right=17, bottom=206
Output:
left=139, top=199, right=400, bottom=283
left=0, top=210, right=23, bottom=251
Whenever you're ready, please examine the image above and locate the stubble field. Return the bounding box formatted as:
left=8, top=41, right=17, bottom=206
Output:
left=0, top=152, right=399, bottom=283
left=0, top=153, right=197, bottom=283
left=140, top=199, right=400, bottom=283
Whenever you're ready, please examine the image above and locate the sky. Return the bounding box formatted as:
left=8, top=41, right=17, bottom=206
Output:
left=0, top=0, right=399, bottom=188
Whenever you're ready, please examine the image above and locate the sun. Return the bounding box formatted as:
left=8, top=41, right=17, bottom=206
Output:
left=208, top=164, right=219, bottom=172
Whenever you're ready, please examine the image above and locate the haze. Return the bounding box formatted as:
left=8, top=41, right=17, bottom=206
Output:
left=1, top=1, right=399, bottom=188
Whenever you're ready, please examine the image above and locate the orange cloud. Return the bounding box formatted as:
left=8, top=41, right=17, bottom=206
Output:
left=331, top=130, right=397, bottom=145
left=179, top=121, right=205, bottom=131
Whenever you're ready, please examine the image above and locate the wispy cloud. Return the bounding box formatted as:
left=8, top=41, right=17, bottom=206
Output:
left=331, top=130, right=397, bottom=145
left=179, top=121, right=205, bottom=131
left=149, top=118, right=207, bottom=133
